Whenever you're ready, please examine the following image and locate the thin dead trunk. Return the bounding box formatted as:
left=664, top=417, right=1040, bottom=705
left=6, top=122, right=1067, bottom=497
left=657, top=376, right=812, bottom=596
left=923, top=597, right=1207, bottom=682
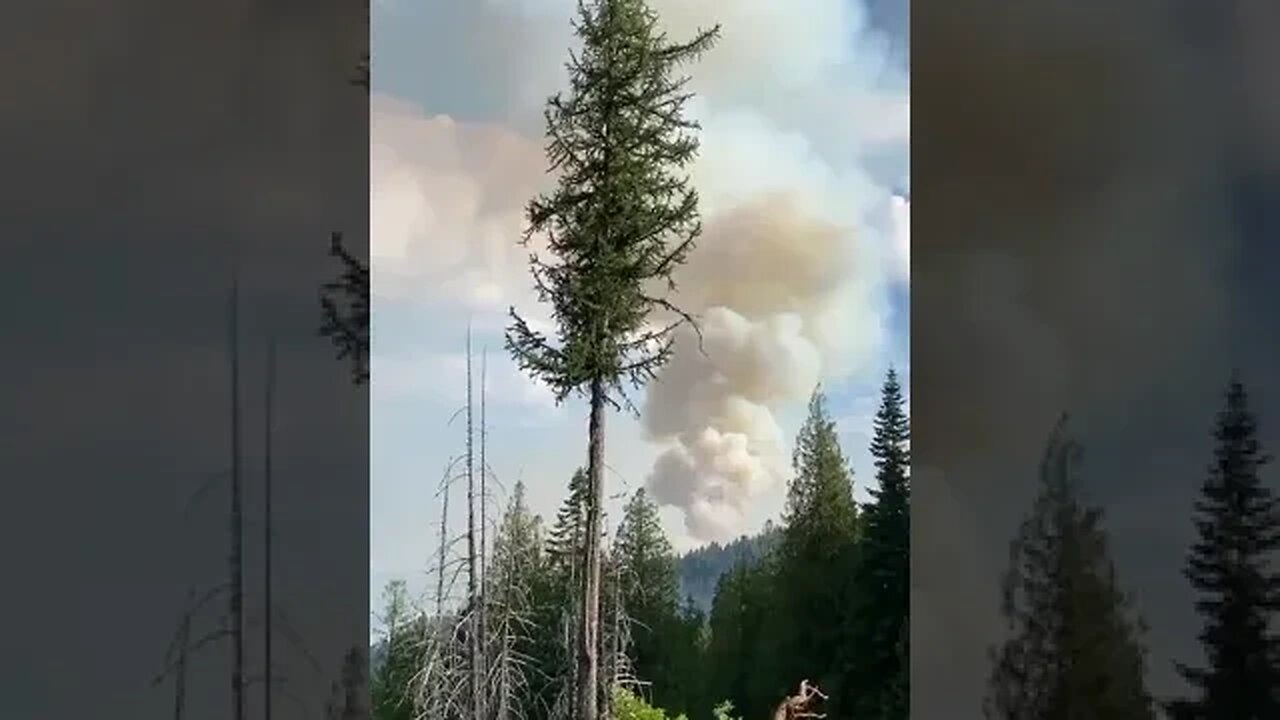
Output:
left=437, top=465, right=450, bottom=618
left=228, top=279, right=246, bottom=720
left=579, top=376, right=606, bottom=720
left=497, top=624, right=510, bottom=720
left=466, top=328, right=483, bottom=720
left=610, top=549, right=622, bottom=714
left=264, top=336, right=276, bottom=720
left=480, top=348, right=489, bottom=717
left=173, top=587, right=194, bottom=720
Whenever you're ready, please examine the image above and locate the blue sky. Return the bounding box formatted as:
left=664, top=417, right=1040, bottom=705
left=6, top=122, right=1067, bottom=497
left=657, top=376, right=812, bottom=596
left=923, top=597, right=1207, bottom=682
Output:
left=369, top=0, right=909, bottom=620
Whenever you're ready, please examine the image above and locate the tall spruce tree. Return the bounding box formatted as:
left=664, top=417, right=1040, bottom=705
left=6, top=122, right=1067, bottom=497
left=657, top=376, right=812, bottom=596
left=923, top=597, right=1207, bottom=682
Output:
left=984, top=415, right=1155, bottom=720
left=505, top=2, right=718, bottom=717
left=615, top=489, right=682, bottom=708
left=843, top=368, right=910, bottom=719
left=705, top=557, right=783, bottom=720
left=1169, top=377, right=1280, bottom=719
left=778, top=389, right=858, bottom=715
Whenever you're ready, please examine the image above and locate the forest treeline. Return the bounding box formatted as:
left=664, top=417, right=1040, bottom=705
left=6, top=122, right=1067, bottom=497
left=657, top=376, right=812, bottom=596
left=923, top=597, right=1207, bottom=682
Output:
left=369, top=370, right=909, bottom=720
left=675, top=525, right=781, bottom=613
left=984, top=376, right=1280, bottom=719
left=344, top=0, right=911, bottom=717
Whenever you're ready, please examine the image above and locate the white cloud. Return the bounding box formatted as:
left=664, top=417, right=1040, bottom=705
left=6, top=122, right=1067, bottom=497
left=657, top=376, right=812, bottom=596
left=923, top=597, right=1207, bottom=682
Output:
left=891, top=194, right=910, bottom=280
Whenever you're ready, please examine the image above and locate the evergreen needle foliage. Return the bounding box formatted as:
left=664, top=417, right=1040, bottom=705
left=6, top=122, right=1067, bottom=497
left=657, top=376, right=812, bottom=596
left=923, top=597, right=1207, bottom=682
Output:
left=984, top=416, right=1155, bottom=720
left=1169, top=377, right=1280, bottom=719
left=319, top=231, right=370, bottom=386
left=368, top=370, right=912, bottom=720
left=844, top=368, right=910, bottom=719
left=505, top=3, right=719, bottom=719
left=506, top=0, right=719, bottom=411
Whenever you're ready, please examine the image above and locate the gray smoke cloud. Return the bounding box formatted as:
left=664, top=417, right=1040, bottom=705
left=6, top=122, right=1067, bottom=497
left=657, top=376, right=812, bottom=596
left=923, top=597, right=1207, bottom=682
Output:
left=909, top=1, right=1280, bottom=715
left=368, top=0, right=908, bottom=545
left=630, top=0, right=909, bottom=542
left=641, top=196, right=857, bottom=539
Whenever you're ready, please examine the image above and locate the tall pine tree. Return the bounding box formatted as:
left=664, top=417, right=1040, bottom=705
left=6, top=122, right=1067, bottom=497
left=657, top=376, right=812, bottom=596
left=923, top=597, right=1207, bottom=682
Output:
left=505, top=3, right=718, bottom=717
left=777, top=389, right=858, bottom=715
left=844, top=367, right=910, bottom=720
left=1169, top=377, right=1280, bottom=719
left=984, top=415, right=1155, bottom=720
left=615, top=489, right=683, bottom=709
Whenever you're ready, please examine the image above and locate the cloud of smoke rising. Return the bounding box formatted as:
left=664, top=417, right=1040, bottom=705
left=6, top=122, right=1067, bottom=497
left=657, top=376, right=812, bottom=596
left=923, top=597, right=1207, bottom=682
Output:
left=908, top=1, right=1264, bottom=714
left=640, top=192, right=900, bottom=541
left=369, top=0, right=908, bottom=541
left=640, top=199, right=841, bottom=538
left=622, top=2, right=907, bottom=541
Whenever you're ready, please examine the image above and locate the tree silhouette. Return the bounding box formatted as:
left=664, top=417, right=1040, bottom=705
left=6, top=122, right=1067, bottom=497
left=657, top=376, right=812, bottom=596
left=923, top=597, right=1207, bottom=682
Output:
left=985, top=415, right=1155, bottom=719
left=319, top=232, right=369, bottom=386
left=1169, top=377, right=1280, bottom=719
left=844, top=368, right=910, bottom=719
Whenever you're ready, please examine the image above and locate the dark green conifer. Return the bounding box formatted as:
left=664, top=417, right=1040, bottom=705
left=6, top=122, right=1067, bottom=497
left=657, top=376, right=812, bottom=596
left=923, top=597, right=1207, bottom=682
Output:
left=1170, top=377, right=1280, bottom=719
left=505, top=2, right=718, bottom=716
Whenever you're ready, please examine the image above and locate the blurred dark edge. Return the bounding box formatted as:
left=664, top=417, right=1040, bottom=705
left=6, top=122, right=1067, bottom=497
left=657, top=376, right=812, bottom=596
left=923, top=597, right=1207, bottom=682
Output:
left=913, top=0, right=1280, bottom=717
left=0, top=1, right=369, bottom=719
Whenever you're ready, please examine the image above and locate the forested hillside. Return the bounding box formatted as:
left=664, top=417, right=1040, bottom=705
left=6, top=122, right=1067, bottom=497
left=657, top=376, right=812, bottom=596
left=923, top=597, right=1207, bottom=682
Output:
left=676, top=527, right=781, bottom=613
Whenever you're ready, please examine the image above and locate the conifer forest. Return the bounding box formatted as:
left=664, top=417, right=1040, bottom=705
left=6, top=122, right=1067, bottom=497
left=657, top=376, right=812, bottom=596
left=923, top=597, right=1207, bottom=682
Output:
left=369, top=369, right=909, bottom=720
left=365, top=1, right=910, bottom=718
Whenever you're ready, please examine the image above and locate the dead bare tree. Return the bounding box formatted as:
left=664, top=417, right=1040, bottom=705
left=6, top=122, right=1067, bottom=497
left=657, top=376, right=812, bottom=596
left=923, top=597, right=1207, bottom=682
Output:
left=479, top=347, right=490, bottom=720
left=228, top=278, right=246, bottom=720
left=410, top=337, right=500, bottom=720
left=415, top=455, right=472, bottom=720
left=437, top=459, right=460, bottom=619
left=263, top=336, right=277, bottom=720
left=465, top=328, right=485, bottom=720
left=153, top=582, right=235, bottom=712
left=772, top=680, right=829, bottom=720
left=170, top=587, right=194, bottom=720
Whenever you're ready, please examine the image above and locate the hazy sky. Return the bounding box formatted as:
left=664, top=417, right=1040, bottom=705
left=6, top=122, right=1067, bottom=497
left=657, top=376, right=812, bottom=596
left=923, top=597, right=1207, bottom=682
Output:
left=911, top=1, right=1280, bottom=716
left=0, top=1, right=367, bottom=718
left=368, top=0, right=910, bottom=621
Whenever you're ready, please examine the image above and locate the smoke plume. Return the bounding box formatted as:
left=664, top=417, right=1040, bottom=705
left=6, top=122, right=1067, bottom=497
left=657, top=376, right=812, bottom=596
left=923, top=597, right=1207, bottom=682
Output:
left=642, top=190, right=894, bottom=540
left=625, top=1, right=908, bottom=542
left=368, top=0, right=908, bottom=543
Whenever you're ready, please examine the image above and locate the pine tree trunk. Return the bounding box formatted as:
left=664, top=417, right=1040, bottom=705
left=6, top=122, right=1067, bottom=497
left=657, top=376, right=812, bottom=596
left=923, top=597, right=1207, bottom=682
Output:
left=579, top=376, right=606, bottom=720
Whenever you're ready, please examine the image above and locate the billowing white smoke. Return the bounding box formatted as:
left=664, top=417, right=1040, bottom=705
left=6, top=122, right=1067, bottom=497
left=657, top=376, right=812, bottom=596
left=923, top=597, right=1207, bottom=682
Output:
left=642, top=193, right=887, bottom=540
left=368, top=0, right=907, bottom=542
left=624, top=0, right=907, bottom=543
